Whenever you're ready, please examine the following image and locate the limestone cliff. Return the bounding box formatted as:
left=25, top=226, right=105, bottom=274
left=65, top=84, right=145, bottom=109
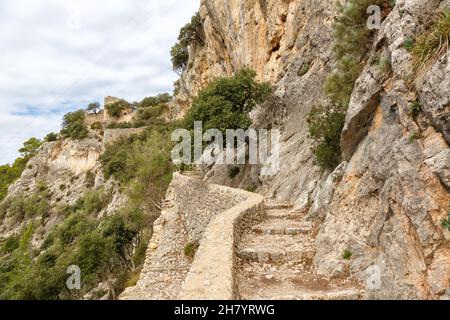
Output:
left=173, top=0, right=450, bottom=299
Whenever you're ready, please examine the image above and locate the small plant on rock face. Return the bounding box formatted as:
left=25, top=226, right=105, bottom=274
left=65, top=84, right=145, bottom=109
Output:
left=184, top=242, right=199, bottom=259
left=246, top=185, right=257, bottom=193
left=408, top=130, right=422, bottom=144
left=409, top=100, right=422, bottom=120
left=342, top=249, right=353, bottom=260
left=307, top=105, right=346, bottom=171
left=297, top=63, right=310, bottom=77
left=411, top=11, right=450, bottom=75
left=441, top=203, right=450, bottom=231
left=228, top=166, right=241, bottom=179
left=404, top=37, right=415, bottom=51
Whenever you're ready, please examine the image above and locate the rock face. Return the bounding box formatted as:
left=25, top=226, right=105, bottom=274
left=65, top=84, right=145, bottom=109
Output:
left=173, top=0, right=450, bottom=299
left=0, top=138, right=125, bottom=244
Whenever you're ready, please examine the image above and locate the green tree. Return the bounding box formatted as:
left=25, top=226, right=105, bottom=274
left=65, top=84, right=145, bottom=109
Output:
left=105, top=100, right=131, bottom=118
left=184, top=68, right=272, bottom=134
left=44, top=132, right=58, bottom=142
left=86, top=102, right=100, bottom=112
left=19, top=138, right=42, bottom=158
left=171, top=12, right=204, bottom=74
left=61, top=110, right=88, bottom=140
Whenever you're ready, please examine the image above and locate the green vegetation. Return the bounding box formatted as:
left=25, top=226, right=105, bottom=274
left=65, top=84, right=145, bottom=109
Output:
left=85, top=170, right=95, bottom=189
left=325, top=0, right=384, bottom=107
left=404, top=37, right=415, bottom=50
left=105, top=100, right=132, bottom=118
left=173, top=80, right=181, bottom=96
left=408, top=130, right=422, bottom=144
left=297, top=63, right=310, bottom=77
left=0, top=138, right=44, bottom=201
left=5, top=184, right=51, bottom=222
left=86, top=102, right=100, bottom=112
left=0, top=185, right=149, bottom=299
left=442, top=204, right=450, bottom=231
left=307, top=0, right=386, bottom=171
left=246, top=185, right=257, bottom=193
left=90, top=122, right=103, bottom=131
left=100, top=123, right=175, bottom=217
left=184, top=68, right=272, bottom=135
left=307, top=105, right=346, bottom=170
left=171, top=12, right=204, bottom=74
left=409, top=100, right=422, bottom=120
left=342, top=249, right=353, bottom=260
left=184, top=242, right=199, bottom=259
left=138, top=93, right=172, bottom=108
left=61, top=110, right=89, bottom=140
left=228, top=166, right=240, bottom=179
left=44, top=132, right=58, bottom=142
left=411, top=11, right=450, bottom=74
left=19, top=138, right=42, bottom=159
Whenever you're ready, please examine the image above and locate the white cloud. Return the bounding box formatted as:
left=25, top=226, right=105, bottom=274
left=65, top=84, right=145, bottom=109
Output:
left=0, top=0, right=199, bottom=164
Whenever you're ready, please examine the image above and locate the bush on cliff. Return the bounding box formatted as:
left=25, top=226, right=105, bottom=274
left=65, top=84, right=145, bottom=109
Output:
left=0, top=137, right=45, bottom=202
left=171, top=12, right=204, bottom=74
left=184, top=68, right=272, bottom=135
left=308, top=0, right=385, bottom=171
left=411, top=11, right=450, bottom=75
left=61, top=110, right=88, bottom=140
left=105, top=99, right=132, bottom=118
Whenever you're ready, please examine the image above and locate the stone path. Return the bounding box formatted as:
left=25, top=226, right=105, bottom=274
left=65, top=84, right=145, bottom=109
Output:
left=236, top=202, right=364, bottom=300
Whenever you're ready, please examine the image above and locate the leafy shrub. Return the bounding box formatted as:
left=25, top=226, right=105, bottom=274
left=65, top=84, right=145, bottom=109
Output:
left=228, top=166, right=240, bottom=179
left=307, top=105, right=346, bottom=170
left=138, top=93, right=172, bottom=109
left=409, top=100, right=422, bottom=120
left=135, top=104, right=168, bottom=124
left=0, top=235, right=19, bottom=255
left=404, top=37, right=415, bottom=50
left=173, top=80, right=181, bottom=96
left=171, top=12, right=204, bottom=74
left=411, top=11, right=450, bottom=74
left=184, top=68, right=272, bottom=135
left=307, top=0, right=386, bottom=171
left=106, top=100, right=132, bottom=118
left=297, top=63, right=310, bottom=77
left=184, top=242, right=199, bottom=259
left=86, top=102, right=100, bottom=112
left=342, top=249, right=353, bottom=260
left=408, top=130, right=422, bottom=144
left=326, top=0, right=384, bottom=107
left=44, top=132, right=58, bottom=142
left=61, top=110, right=89, bottom=140
left=85, top=170, right=95, bottom=189
left=6, top=185, right=51, bottom=222
left=0, top=157, right=28, bottom=201
left=81, top=188, right=111, bottom=215
left=90, top=122, right=103, bottom=131
left=19, top=138, right=42, bottom=158
left=442, top=204, right=450, bottom=231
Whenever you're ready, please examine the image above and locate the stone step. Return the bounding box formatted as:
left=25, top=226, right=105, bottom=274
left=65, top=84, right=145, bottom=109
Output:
left=265, top=209, right=303, bottom=220
left=237, top=234, right=314, bottom=263
left=252, top=219, right=313, bottom=235
left=256, top=289, right=364, bottom=300
left=236, top=261, right=364, bottom=300
left=264, top=201, right=294, bottom=210
left=181, top=171, right=202, bottom=178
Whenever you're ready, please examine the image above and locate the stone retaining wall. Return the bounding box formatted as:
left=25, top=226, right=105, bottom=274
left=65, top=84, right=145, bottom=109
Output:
left=103, top=127, right=146, bottom=145
left=179, top=194, right=264, bottom=299
left=120, top=173, right=264, bottom=300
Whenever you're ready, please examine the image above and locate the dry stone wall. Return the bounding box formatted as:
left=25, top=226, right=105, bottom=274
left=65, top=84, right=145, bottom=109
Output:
left=120, top=173, right=264, bottom=300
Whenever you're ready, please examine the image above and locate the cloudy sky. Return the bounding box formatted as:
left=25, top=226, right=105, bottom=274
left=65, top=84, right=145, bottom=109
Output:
left=0, top=0, right=199, bottom=164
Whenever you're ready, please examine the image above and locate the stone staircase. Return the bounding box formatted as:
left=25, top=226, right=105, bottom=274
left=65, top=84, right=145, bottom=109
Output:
left=236, top=202, right=364, bottom=300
